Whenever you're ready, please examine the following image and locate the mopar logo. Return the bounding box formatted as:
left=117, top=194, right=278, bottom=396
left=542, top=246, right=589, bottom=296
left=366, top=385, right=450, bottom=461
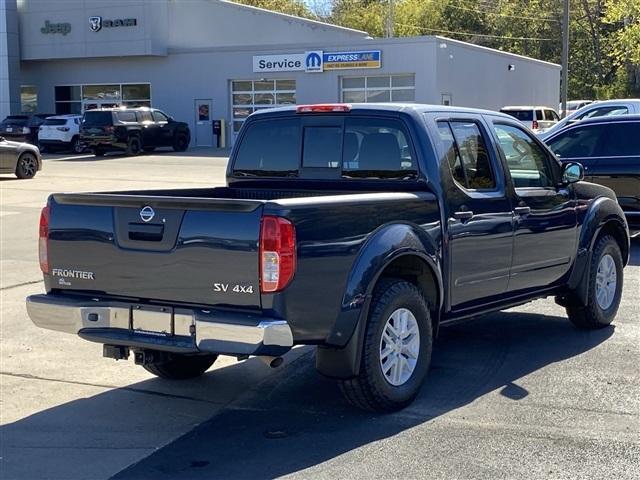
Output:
left=140, top=206, right=155, bottom=223
left=305, top=51, right=323, bottom=73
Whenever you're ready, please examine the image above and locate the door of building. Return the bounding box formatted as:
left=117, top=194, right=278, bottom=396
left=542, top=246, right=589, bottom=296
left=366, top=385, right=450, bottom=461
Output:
left=194, top=99, right=213, bottom=147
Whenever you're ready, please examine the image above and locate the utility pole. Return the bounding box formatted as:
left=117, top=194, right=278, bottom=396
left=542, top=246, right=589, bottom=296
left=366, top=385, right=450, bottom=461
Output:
left=385, top=0, right=394, bottom=38
left=561, top=0, right=569, bottom=117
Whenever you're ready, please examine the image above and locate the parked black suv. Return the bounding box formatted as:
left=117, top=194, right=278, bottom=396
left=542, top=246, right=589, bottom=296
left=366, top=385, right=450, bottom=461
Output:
left=545, top=115, right=640, bottom=234
left=0, top=114, right=55, bottom=145
left=80, top=107, right=191, bottom=156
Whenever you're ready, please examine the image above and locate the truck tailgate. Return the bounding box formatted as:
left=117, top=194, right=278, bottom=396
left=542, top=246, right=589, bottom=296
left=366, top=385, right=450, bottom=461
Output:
left=46, top=193, right=264, bottom=308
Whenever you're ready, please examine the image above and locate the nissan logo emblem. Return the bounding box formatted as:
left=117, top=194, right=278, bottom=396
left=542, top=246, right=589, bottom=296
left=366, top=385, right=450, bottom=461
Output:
left=140, top=206, right=155, bottom=223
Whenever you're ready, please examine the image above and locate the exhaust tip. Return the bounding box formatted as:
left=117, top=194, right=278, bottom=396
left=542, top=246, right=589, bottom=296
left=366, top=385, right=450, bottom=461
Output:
left=259, top=355, right=284, bottom=368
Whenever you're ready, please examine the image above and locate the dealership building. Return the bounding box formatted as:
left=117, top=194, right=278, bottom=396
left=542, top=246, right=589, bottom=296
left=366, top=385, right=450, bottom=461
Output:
left=1, top=0, right=561, bottom=146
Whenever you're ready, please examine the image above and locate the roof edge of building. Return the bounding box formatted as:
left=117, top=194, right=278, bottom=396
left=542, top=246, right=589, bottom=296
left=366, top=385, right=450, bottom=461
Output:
left=219, top=0, right=371, bottom=38
left=433, top=36, right=561, bottom=69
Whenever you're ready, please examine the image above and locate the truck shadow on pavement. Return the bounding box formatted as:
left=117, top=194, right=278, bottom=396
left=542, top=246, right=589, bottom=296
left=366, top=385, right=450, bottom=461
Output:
left=0, top=311, right=614, bottom=480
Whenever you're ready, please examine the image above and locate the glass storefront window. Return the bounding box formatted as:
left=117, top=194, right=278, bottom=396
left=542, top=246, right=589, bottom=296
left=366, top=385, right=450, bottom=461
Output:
left=341, top=75, right=415, bottom=104
left=231, top=79, right=296, bottom=139
left=20, top=86, right=37, bottom=113
left=82, top=84, right=120, bottom=101
left=122, top=84, right=151, bottom=101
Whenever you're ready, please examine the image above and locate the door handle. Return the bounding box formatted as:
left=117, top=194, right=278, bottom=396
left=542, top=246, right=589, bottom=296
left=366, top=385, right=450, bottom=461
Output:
left=514, top=206, right=531, bottom=216
left=453, top=210, right=473, bottom=221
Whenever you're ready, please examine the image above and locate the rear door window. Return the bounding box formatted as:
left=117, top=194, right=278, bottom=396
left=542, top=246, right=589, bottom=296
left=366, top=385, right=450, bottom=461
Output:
left=600, top=122, right=640, bottom=157
left=436, top=121, right=496, bottom=190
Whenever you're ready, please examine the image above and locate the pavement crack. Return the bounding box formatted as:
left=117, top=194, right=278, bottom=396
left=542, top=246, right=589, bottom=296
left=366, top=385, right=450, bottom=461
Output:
left=0, top=371, right=222, bottom=405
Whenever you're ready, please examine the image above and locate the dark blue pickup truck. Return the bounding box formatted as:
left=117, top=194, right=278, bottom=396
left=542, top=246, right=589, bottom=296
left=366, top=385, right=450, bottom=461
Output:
left=27, top=104, right=630, bottom=412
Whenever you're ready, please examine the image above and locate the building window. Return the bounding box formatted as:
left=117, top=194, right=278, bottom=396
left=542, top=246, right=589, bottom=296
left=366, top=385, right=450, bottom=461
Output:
left=21, top=86, right=37, bottom=113
left=231, top=79, right=296, bottom=135
left=55, top=83, right=151, bottom=114
left=341, top=75, right=415, bottom=103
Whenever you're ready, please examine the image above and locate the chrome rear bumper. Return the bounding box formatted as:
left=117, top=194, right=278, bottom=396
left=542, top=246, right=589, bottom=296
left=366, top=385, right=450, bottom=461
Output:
left=26, top=294, right=293, bottom=356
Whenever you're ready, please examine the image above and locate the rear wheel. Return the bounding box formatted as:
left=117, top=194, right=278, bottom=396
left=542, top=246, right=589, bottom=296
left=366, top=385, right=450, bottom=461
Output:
left=173, top=133, right=189, bottom=152
left=339, top=278, right=433, bottom=412
left=566, top=235, right=623, bottom=329
left=143, top=353, right=218, bottom=380
left=126, top=135, right=142, bottom=156
left=15, top=152, right=38, bottom=179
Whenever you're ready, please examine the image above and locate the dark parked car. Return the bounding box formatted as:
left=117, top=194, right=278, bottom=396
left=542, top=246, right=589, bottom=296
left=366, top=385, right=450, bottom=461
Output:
left=0, top=114, right=55, bottom=145
left=80, top=107, right=191, bottom=156
left=27, top=104, right=630, bottom=412
left=545, top=115, right=640, bottom=234
left=0, top=135, right=42, bottom=179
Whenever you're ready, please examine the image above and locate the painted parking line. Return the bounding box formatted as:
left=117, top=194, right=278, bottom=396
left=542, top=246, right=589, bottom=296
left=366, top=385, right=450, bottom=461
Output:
left=43, top=154, right=96, bottom=161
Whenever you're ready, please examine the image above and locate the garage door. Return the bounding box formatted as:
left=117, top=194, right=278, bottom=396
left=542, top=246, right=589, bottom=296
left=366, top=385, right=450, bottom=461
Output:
left=231, top=79, right=296, bottom=141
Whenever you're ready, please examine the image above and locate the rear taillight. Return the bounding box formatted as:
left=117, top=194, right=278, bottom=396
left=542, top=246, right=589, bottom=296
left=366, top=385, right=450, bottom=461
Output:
left=56, top=126, right=70, bottom=132
left=39, top=206, right=50, bottom=274
left=259, top=216, right=296, bottom=293
left=532, top=120, right=539, bottom=130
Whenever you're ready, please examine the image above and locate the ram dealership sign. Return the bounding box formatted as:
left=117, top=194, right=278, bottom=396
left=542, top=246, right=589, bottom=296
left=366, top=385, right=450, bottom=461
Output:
left=89, top=16, right=137, bottom=32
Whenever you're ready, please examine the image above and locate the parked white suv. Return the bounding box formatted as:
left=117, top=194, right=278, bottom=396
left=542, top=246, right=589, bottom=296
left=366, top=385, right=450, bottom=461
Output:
left=539, top=98, right=640, bottom=140
left=38, top=115, right=84, bottom=153
left=499, top=106, right=560, bottom=133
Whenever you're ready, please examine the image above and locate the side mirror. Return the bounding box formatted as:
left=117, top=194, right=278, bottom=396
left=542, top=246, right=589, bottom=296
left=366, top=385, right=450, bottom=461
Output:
left=561, top=161, right=584, bottom=184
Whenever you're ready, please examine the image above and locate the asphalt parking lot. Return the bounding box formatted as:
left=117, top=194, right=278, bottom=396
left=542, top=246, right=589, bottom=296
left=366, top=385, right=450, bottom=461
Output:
left=1, top=150, right=638, bottom=480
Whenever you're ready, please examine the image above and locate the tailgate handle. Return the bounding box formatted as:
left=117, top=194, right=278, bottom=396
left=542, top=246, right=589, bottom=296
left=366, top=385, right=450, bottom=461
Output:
left=128, top=223, right=164, bottom=242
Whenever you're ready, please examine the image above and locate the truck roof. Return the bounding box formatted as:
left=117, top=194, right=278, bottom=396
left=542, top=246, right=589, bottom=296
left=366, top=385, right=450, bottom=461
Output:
left=251, top=102, right=515, bottom=120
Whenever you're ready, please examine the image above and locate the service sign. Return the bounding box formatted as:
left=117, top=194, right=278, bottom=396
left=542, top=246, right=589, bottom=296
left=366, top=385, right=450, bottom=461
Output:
left=323, top=51, right=381, bottom=70
left=253, top=54, right=306, bottom=73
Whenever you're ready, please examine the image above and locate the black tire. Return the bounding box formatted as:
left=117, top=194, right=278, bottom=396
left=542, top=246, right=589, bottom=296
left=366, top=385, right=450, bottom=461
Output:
left=93, top=148, right=105, bottom=157
left=173, top=133, right=189, bottom=152
left=143, top=353, right=218, bottom=380
left=339, top=278, right=433, bottom=412
left=71, top=136, right=84, bottom=154
left=15, top=152, right=38, bottom=179
left=126, top=135, right=142, bottom=156
left=566, top=235, right=623, bottom=330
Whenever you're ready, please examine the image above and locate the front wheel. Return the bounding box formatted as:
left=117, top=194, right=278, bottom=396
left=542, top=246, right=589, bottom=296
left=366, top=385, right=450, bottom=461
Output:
left=71, top=136, right=84, bottom=154
left=339, top=278, right=433, bottom=412
left=566, top=235, right=623, bottom=329
left=143, top=353, right=218, bottom=380
left=15, top=153, right=38, bottom=179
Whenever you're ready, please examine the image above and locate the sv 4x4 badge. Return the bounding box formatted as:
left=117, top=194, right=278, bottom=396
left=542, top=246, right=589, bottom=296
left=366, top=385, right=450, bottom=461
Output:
left=213, top=283, right=254, bottom=294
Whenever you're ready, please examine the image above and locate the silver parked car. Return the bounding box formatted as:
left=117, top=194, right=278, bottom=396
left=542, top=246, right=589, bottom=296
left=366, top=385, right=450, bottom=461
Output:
left=0, top=136, right=42, bottom=179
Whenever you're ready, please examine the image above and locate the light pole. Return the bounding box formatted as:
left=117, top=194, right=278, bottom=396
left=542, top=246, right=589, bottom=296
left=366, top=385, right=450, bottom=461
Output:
left=561, top=0, right=569, bottom=117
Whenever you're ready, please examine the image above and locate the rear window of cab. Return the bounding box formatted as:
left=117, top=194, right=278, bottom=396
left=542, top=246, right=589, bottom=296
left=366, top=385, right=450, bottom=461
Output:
left=232, top=116, right=417, bottom=179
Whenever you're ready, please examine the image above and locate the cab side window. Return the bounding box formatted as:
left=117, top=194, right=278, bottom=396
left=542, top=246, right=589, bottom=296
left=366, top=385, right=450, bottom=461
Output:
left=493, top=124, right=555, bottom=188
left=152, top=111, right=169, bottom=123
left=601, top=122, right=640, bottom=157
left=546, top=125, right=607, bottom=159
left=437, top=121, right=496, bottom=190
left=576, top=106, right=629, bottom=120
